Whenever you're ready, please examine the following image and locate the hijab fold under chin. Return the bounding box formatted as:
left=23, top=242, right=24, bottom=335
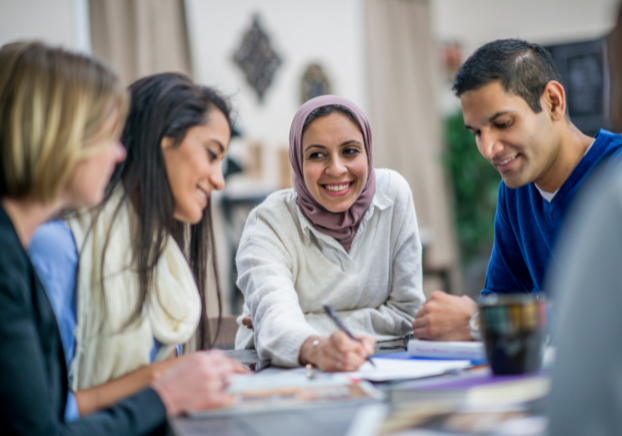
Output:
left=289, top=95, right=376, bottom=252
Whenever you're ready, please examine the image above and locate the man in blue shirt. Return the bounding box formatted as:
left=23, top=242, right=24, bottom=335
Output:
left=413, top=38, right=622, bottom=341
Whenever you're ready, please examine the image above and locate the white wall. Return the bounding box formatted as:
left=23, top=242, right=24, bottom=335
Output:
left=0, top=0, right=90, bottom=52
left=185, top=0, right=367, bottom=189
left=186, top=0, right=622, bottom=187
left=432, top=0, right=620, bottom=57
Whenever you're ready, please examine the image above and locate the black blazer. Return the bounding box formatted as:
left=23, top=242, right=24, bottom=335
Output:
left=0, top=204, right=168, bottom=435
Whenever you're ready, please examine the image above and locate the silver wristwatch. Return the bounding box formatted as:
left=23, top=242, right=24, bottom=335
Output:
left=468, top=311, right=481, bottom=341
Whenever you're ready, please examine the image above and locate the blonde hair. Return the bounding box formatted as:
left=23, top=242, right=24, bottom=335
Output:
left=0, top=41, right=128, bottom=202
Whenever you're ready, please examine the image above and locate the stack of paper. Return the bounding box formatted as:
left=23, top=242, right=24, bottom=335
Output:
left=345, top=356, right=472, bottom=382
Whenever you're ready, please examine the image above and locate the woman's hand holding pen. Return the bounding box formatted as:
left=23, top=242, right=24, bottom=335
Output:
left=298, top=331, right=376, bottom=372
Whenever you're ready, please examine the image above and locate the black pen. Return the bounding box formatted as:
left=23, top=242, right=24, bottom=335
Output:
left=322, top=301, right=376, bottom=368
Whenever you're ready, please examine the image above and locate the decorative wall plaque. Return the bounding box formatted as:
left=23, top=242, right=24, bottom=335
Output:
left=300, top=63, right=332, bottom=104
left=233, top=14, right=282, bottom=102
left=545, top=39, right=610, bottom=136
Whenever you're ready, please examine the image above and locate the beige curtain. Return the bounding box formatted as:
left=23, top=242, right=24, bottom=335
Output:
left=366, top=0, right=460, bottom=292
left=89, top=0, right=193, bottom=85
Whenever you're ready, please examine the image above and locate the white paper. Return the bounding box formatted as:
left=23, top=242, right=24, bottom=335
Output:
left=345, top=357, right=472, bottom=381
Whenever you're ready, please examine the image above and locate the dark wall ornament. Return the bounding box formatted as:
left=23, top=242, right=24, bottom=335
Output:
left=300, top=63, right=332, bottom=104
left=233, top=14, right=282, bottom=103
left=545, top=39, right=610, bottom=136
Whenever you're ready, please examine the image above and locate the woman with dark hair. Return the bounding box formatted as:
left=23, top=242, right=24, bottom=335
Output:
left=28, top=72, right=242, bottom=418
left=0, top=41, right=237, bottom=435
left=235, top=96, right=424, bottom=372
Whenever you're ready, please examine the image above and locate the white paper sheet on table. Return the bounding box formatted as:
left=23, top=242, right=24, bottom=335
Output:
left=345, top=357, right=472, bottom=381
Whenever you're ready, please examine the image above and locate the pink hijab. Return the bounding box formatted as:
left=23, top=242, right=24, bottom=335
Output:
left=289, top=95, right=376, bottom=252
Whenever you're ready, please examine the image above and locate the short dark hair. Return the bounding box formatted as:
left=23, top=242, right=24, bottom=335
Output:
left=302, top=104, right=363, bottom=135
left=452, top=39, right=561, bottom=113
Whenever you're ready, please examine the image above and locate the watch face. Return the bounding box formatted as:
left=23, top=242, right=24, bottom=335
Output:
left=469, top=312, right=481, bottom=341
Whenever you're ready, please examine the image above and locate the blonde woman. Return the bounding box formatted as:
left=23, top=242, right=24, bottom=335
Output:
left=0, top=41, right=236, bottom=435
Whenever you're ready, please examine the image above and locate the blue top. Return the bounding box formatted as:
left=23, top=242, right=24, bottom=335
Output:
left=29, top=221, right=78, bottom=367
left=482, top=129, right=622, bottom=296
left=28, top=220, right=178, bottom=421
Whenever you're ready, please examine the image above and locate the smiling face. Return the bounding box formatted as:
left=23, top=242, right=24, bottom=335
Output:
left=162, top=108, right=230, bottom=224
left=301, top=112, right=369, bottom=213
left=461, top=80, right=562, bottom=189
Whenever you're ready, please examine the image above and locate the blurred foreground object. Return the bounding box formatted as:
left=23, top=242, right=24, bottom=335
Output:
left=548, top=5, right=622, bottom=434
left=547, top=168, right=622, bottom=436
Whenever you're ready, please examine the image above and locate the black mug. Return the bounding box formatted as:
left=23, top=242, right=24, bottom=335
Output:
left=478, top=294, right=547, bottom=375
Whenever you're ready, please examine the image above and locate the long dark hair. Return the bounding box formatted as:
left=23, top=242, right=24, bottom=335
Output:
left=102, top=72, right=231, bottom=349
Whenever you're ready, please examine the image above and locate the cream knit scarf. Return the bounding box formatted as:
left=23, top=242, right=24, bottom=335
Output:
left=67, top=187, right=201, bottom=390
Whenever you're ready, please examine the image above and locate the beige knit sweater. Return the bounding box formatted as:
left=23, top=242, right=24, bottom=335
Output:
left=234, top=169, right=425, bottom=367
left=67, top=188, right=201, bottom=389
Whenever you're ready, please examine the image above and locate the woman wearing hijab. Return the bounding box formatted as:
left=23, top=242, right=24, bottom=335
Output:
left=235, top=96, right=424, bottom=371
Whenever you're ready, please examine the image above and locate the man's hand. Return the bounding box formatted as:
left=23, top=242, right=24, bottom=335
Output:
left=412, top=290, right=478, bottom=341
left=298, top=331, right=376, bottom=372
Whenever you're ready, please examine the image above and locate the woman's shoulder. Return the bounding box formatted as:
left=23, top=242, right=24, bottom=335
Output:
left=241, top=188, right=303, bottom=244
left=250, top=188, right=298, bottom=222
left=374, top=168, right=413, bottom=201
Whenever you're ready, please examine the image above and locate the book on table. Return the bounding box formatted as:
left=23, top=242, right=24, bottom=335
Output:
left=371, top=371, right=550, bottom=435
left=407, top=338, right=486, bottom=361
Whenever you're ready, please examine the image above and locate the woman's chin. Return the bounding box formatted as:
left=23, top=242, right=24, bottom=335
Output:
left=172, top=207, right=203, bottom=224
left=319, top=199, right=355, bottom=213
